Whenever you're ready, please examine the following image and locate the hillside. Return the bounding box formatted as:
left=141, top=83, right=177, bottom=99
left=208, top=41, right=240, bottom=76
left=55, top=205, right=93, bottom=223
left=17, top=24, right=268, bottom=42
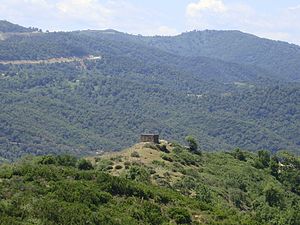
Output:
left=1, top=61, right=299, bottom=160
left=0, top=21, right=299, bottom=160
left=134, top=30, right=300, bottom=82
left=0, top=141, right=299, bottom=224
left=0, top=20, right=37, bottom=33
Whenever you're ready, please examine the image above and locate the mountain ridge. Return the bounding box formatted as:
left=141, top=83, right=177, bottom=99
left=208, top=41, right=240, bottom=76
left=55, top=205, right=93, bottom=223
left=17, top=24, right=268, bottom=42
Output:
left=0, top=20, right=299, bottom=160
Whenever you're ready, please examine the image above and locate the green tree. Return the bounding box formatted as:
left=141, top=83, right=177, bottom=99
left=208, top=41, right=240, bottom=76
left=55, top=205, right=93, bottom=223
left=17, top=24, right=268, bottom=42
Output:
left=255, top=150, right=271, bottom=169
left=77, top=159, right=93, bottom=170
left=233, top=148, right=246, bottom=161
left=269, top=156, right=279, bottom=178
left=185, top=136, right=199, bottom=154
left=168, top=207, right=192, bottom=224
left=264, top=184, right=283, bottom=207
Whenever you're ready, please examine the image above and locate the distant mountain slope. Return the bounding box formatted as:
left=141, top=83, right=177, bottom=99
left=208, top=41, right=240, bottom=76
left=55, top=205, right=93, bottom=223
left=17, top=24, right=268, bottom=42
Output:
left=134, top=30, right=300, bottom=82
left=0, top=20, right=37, bottom=33
left=0, top=30, right=273, bottom=84
left=0, top=60, right=299, bottom=160
left=0, top=21, right=299, bottom=160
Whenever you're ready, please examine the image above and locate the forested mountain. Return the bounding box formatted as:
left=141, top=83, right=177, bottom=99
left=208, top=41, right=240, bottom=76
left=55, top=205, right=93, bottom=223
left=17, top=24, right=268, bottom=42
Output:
left=0, top=20, right=37, bottom=33
left=134, top=30, right=300, bottom=82
left=0, top=21, right=299, bottom=160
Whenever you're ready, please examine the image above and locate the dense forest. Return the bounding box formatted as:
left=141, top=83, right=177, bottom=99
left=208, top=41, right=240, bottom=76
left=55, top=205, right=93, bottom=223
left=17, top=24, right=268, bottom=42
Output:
left=0, top=21, right=299, bottom=161
left=0, top=141, right=299, bottom=224
left=0, top=60, right=299, bottom=161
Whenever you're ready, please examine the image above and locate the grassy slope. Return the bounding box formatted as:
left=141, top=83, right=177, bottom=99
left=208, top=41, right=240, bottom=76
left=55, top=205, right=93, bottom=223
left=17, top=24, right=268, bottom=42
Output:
left=0, top=140, right=300, bottom=224
left=94, top=141, right=300, bottom=224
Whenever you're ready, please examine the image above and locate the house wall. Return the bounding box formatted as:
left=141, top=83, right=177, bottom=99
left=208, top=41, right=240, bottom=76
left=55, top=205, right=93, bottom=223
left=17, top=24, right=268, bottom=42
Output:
left=140, top=135, right=159, bottom=144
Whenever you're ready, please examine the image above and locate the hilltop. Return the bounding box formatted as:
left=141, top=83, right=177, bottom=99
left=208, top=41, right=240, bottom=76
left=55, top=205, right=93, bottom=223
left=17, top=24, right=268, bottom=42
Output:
left=0, top=20, right=39, bottom=33
left=0, top=140, right=299, bottom=224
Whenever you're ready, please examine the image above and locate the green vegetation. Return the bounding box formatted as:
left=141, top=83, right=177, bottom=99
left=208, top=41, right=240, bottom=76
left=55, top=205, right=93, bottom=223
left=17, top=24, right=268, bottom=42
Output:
left=136, top=30, right=300, bottom=82
left=0, top=59, right=299, bottom=160
left=0, top=21, right=299, bottom=161
left=0, top=20, right=299, bottom=224
left=185, top=136, right=199, bottom=154
left=0, top=142, right=300, bottom=224
left=0, top=20, right=38, bottom=33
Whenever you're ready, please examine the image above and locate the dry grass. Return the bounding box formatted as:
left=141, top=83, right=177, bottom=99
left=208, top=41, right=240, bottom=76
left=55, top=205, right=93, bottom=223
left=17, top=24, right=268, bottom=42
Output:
left=89, top=140, right=188, bottom=185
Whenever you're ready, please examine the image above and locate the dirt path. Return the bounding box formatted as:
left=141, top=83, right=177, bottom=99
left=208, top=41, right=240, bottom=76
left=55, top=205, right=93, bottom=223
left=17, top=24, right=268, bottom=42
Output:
left=0, top=55, right=102, bottom=65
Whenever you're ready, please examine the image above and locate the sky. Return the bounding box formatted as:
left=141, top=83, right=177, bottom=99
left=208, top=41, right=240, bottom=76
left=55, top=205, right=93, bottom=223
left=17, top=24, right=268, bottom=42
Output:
left=1, top=0, right=300, bottom=45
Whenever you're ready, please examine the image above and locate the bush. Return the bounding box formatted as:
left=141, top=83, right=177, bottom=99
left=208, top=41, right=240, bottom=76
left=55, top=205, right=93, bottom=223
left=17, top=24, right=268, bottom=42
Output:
left=77, top=159, right=93, bottom=170
left=132, top=201, right=167, bottom=225
left=115, top=165, right=123, bottom=170
left=131, top=151, right=140, bottom=158
left=124, top=161, right=131, bottom=166
left=106, top=165, right=113, bottom=170
left=124, top=161, right=131, bottom=169
left=168, top=207, right=192, bottom=224
left=196, top=185, right=213, bottom=204
left=173, top=146, right=184, bottom=154
left=158, top=144, right=170, bottom=153
left=126, top=166, right=150, bottom=182
left=264, top=184, right=283, bottom=207
left=258, top=150, right=271, bottom=168
left=149, top=168, right=156, bottom=174
left=97, top=159, right=114, bottom=171
left=39, top=155, right=57, bottom=165
left=233, top=148, right=246, bottom=161
left=185, top=135, right=199, bottom=153
left=173, top=150, right=201, bottom=166
left=161, top=154, right=173, bottom=162
left=56, top=155, right=77, bottom=167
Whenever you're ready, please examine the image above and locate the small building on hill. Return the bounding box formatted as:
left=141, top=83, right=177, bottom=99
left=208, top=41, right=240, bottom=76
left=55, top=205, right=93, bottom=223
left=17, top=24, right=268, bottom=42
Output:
left=140, top=134, right=159, bottom=144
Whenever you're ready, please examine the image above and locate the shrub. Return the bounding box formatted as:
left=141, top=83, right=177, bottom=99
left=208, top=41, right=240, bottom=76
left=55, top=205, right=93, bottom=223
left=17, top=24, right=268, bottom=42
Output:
left=269, top=156, right=279, bottom=178
left=196, top=185, right=213, bottom=204
left=132, top=201, right=167, bottom=225
left=161, top=154, right=173, bottom=162
left=185, top=135, right=199, bottom=154
left=258, top=150, right=271, bottom=168
left=173, top=150, right=201, bottom=166
left=124, top=161, right=131, bottom=166
left=131, top=151, right=140, bottom=158
left=173, top=146, right=184, bottom=154
left=233, top=148, right=246, bottom=161
left=168, top=207, right=192, bottom=224
left=158, top=144, right=170, bottom=153
left=149, top=168, right=156, bottom=174
left=124, top=161, right=131, bottom=169
left=106, top=165, right=113, bottom=170
left=56, top=155, right=77, bottom=167
left=264, top=184, right=283, bottom=207
left=39, top=155, right=57, bottom=165
left=77, top=159, right=93, bottom=170
left=115, top=165, right=123, bottom=170
left=95, top=157, right=101, bottom=163
left=97, top=159, right=114, bottom=171
left=126, top=166, right=150, bottom=182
